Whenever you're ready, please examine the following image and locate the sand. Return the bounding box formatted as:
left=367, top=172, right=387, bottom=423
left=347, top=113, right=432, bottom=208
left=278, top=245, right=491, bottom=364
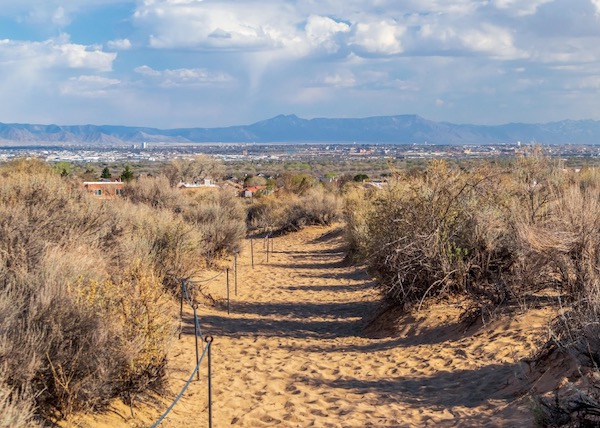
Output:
left=64, top=225, right=556, bottom=427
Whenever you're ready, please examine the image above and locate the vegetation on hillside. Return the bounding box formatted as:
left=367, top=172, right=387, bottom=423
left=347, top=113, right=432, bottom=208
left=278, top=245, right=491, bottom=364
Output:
left=9, top=150, right=600, bottom=426
left=344, top=153, right=600, bottom=425
left=0, top=159, right=245, bottom=426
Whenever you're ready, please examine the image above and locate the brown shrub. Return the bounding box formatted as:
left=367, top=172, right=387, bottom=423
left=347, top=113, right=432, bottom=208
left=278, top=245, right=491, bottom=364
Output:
left=342, top=185, right=378, bottom=260
left=0, top=372, right=39, bottom=428
left=182, top=189, right=247, bottom=260
left=122, top=176, right=246, bottom=264
left=345, top=155, right=600, bottom=424
left=121, top=174, right=185, bottom=210
left=357, top=160, right=520, bottom=308
left=247, top=187, right=341, bottom=234
left=0, top=162, right=178, bottom=422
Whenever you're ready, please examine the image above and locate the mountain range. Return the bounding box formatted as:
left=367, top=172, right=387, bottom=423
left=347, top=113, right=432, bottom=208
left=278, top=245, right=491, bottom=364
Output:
left=1, top=114, right=600, bottom=145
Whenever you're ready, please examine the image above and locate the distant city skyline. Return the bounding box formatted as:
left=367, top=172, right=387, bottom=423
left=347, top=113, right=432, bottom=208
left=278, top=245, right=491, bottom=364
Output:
left=2, top=1, right=600, bottom=128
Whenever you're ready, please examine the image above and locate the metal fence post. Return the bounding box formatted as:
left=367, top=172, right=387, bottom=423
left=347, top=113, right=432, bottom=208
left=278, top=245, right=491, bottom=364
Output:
left=193, top=304, right=200, bottom=381
left=266, top=237, right=269, bottom=263
left=250, top=238, right=254, bottom=269
left=226, top=268, right=230, bottom=314
left=234, top=253, right=238, bottom=296
left=206, top=336, right=214, bottom=428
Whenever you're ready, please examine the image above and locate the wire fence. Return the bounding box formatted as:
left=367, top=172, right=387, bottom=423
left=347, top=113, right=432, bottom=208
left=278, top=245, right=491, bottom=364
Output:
left=150, top=235, right=276, bottom=427
left=150, top=337, right=212, bottom=428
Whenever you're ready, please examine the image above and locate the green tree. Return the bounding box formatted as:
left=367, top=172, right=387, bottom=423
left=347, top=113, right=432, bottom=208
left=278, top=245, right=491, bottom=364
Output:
left=53, top=161, right=71, bottom=177
left=101, top=167, right=112, bottom=179
left=120, top=165, right=134, bottom=182
left=353, top=174, right=369, bottom=182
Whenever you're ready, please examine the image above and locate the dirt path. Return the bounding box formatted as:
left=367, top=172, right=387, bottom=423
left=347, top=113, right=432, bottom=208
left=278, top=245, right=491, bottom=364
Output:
left=72, top=225, right=552, bottom=427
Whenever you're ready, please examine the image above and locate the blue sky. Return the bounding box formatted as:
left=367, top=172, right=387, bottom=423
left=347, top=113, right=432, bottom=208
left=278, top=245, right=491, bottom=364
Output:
left=1, top=0, right=600, bottom=128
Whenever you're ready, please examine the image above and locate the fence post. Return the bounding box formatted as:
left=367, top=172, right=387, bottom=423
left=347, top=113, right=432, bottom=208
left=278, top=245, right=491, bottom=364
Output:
left=180, top=280, right=185, bottom=317
left=179, top=281, right=185, bottom=340
left=226, top=268, right=230, bottom=315
left=250, top=238, right=254, bottom=269
left=234, top=253, right=238, bottom=296
left=271, top=236, right=274, bottom=254
left=193, top=304, right=200, bottom=381
left=266, top=237, right=269, bottom=263
left=205, top=336, right=214, bottom=428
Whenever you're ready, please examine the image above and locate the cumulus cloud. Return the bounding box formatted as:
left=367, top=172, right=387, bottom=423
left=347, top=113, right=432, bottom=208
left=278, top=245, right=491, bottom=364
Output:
left=304, top=15, right=350, bottom=53
left=134, top=65, right=233, bottom=87
left=352, top=20, right=405, bottom=55
left=107, top=38, right=132, bottom=50
left=6, top=0, right=600, bottom=127
left=0, top=36, right=116, bottom=71
left=135, top=1, right=299, bottom=51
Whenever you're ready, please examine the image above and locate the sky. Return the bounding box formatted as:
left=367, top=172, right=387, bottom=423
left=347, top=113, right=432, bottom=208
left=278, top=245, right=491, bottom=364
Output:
left=2, top=0, right=600, bottom=128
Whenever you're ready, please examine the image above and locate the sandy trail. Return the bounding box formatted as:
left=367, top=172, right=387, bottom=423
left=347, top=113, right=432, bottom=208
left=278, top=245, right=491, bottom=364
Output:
left=71, top=225, right=552, bottom=427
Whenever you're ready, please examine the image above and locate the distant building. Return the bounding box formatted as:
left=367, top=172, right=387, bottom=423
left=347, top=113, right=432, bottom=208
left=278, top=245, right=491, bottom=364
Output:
left=241, top=185, right=267, bottom=198
left=177, top=178, right=219, bottom=191
left=83, top=181, right=124, bottom=200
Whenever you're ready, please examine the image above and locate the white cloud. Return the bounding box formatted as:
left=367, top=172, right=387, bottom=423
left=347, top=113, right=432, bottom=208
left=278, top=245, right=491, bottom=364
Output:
left=107, top=38, right=132, bottom=50
left=0, top=36, right=116, bottom=71
left=413, top=18, right=526, bottom=59
left=0, top=1, right=129, bottom=26
left=134, top=65, right=233, bottom=87
left=492, top=0, right=553, bottom=16
left=304, top=15, right=350, bottom=53
left=352, top=20, right=405, bottom=55
left=60, top=75, right=121, bottom=97
left=135, top=1, right=299, bottom=50
left=315, top=71, right=357, bottom=88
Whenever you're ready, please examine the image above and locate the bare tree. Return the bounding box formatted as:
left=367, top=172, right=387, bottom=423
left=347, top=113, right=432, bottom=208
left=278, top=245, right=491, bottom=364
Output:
left=162, top=155, right=225, bottom=187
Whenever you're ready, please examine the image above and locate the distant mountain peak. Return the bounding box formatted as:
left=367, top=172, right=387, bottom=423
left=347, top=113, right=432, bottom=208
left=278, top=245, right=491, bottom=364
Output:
left=0, top=115, right=600, bottom=145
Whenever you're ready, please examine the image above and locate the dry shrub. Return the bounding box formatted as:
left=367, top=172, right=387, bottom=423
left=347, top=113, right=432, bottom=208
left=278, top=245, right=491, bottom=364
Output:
left=247, top=187, right=341, bottom=233
left=0, top=372, right=39, bottom=428
left=0, top=162, right=179, bottom=422
left=343, top=184, right=378, bottom=260
left=123, top=176, right=246, bottom=264
left=81, top=264, right=176, bottom=401
left=109, top=201, right=204, bottom=290
left=182, top=190, right=246, bottom=260
left=121, top=174, right=185, bottom=210
left=287, top=187, right=341, bottom=229
left=345, top=154, right=600, bottom=424
left=358, top=160, right=519, bottom=309
left=246, top=194, right=292, bottom=231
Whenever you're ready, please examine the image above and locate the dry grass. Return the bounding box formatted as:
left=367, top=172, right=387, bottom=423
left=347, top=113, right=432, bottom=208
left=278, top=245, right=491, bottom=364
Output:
left=247, top=186, right=342, bottom=234
left=0, top=160, right=245, bottom=424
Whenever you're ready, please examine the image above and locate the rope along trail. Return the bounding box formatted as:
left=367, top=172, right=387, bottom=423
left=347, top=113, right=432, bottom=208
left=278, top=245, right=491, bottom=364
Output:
left=132, top=225, right=540, bottom=427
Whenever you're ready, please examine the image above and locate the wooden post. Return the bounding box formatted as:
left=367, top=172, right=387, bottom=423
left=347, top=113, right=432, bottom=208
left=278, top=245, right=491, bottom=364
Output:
left=226, top=268, right=230, bottom=314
